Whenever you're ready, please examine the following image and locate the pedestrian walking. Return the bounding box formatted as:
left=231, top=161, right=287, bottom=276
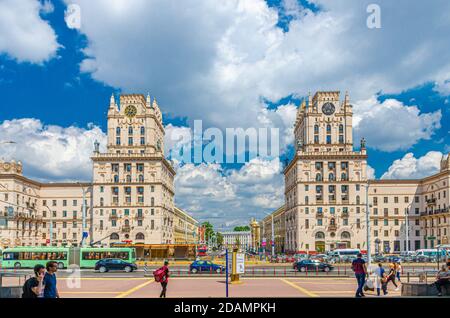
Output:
left=374, top=263, right=388, bottom=296
left=385, top=263, right=398, bottom=291
left=351, top=253, right=367, bottom=298
left=153, top=260, right=170, bottom=298
left=396, top=261, right=402, bottom=282
left=435, top=265, right=450, bottom=296
left=22, top=264, right=46, bottom=298
left=43, top=261, right=60, bottom=298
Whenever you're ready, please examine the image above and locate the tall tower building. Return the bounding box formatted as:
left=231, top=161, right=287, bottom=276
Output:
left=91, top=94, right=176, bottom=245
left=284, top=91, right=369, bottom=253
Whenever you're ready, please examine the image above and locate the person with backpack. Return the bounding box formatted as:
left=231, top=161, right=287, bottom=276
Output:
left=153, top=260, right=169, bottom=298
left=351, top=253, right=367, bottom=298
left=43, top=261, right=60, bottom=298
left=22, top=264, right=46, bottom=298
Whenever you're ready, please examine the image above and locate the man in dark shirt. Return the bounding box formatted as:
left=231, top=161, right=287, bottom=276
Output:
left=22, top=264, right=45, bottom=298
left=43, top=261, right=60, bottom=298
left=351, top=253, right=367, bottom=298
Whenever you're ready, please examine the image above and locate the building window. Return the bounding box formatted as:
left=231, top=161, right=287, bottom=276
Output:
left=128, top=137, right=133, bottom=146
left=140, top=126, right=145, bottom=135
left=116, top=127, right=121, bottom=135
left=128, top=126, right=133, bottom=135
left=116, top=137, right=121, bottom=145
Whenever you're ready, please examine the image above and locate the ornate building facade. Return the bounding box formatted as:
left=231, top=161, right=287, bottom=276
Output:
left=0, top=94, right=198, bottom=249
left=281, top=91, right=450, bottom=254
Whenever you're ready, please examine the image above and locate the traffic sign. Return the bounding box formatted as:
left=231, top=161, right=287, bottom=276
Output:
left=82, top=232, right=89, bottom=239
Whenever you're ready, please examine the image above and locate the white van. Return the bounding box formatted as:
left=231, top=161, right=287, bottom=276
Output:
left=328, top=248, right=361, bottom=261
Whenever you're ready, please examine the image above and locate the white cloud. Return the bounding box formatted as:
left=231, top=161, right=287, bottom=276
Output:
left=381, top=151, right=443, bottom=180
left=0, top=118, right=106, bottom=181
left=174, top=157, right=283, bottom=227
left=0, top=0, right=60, bottom=63
left=367, top=165, right=375, bottom=180
left=65, top=0, right=450, bottom=154
left=353, top=97, right=442, bottom=152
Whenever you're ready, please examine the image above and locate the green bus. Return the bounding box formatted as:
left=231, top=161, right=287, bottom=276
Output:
left=1, top=247, right=69, bottom=269
left=79, top=247, right=136, bottom=268
left=1, top=247, right=136, bottom=269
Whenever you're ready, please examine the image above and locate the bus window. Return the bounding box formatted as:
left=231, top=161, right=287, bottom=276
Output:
left=3, top=252, right=18, bottom=260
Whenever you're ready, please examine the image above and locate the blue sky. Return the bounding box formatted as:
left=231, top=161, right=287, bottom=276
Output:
left=0, top=0, right=449, bottom=228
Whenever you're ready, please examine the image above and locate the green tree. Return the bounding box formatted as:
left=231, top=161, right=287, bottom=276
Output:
left=216, top=232, right=224, bottom=248
left=233, top=225, right=250, bottom=232
left=201, top=221, right=215, bottom=242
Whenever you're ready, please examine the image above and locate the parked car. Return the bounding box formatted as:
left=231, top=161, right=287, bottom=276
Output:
left=189, top=260, right=225, bottom=274
left=294, top=259, right=333, bottom=272
left=95, top=258, right=137, bottom=273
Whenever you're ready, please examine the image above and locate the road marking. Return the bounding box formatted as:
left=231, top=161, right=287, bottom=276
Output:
left=60, top=291, right=122, bottom=294
left=59, top=277, right=148, bottom=281
left=115, top=278, right=155, bottom=298
left=281, top=279, right=318, bottom=297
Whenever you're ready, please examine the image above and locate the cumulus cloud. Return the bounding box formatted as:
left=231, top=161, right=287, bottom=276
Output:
left=174, top=157, right=283, bottom=226
left=0, top=0, right=60, bottom=63
left=0, top=118, right=106, bottom=181
left=381, top=151, right=443, bottom=180
left=367, top=165, right=376, bottom=180
left=353, top=97, right=442, bottom=152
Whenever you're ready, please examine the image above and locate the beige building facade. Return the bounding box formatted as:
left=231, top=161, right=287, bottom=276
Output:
left=261, top=205, right=286, bottom=254
left=282, top=91, right=450, bottom=254
left=0, top=94, right=198, bottom=249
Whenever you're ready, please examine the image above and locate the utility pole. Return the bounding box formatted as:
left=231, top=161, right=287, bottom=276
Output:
left=406, top=203, right=411, bottom=253
left=365, top=181, right=371, bottom=269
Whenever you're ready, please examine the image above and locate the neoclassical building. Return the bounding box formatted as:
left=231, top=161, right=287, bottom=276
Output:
left=280, top=91, right=449, bottom=254
left=0, top=94, right=198, bottom=250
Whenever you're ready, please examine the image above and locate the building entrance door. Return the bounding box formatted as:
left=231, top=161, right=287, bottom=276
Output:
left=315, top=241, right=325, bottom=252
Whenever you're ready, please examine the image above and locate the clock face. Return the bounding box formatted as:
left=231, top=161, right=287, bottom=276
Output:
left=322, top=102, right=335, bottom=115
left=125, top=105, right=137, bottom=118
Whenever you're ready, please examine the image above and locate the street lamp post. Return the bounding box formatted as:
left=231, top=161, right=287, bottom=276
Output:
left=365, top=182, right=371, bottom=269
left=405, top=203, right=412, bottom=253
left=77, top=183, right=91, bottom=248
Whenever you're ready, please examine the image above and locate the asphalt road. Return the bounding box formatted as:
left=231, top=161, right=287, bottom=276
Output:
left=4, top=264, right=439, bottom=278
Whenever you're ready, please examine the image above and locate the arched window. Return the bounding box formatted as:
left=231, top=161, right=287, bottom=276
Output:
left=136, top=233, right=145, bottom=240
left=316, top=173, right=322, bottom=181
left=114, top=175, right=119, bottom=183
left=326, top=124, right=331, bottom=133
left=341, top=231, right=351, bottom=240
left=356, top=195, right=360, bottom=205
left=330, top=218, right=336, bottom=226
left=339, top=124, right=344, bottom=134
left=110, top=233, right=119, bottom=240
left=329, top=173, right=335, bottom=181
left=314, top=125, right=319, bottom=134
left=126, top=175, right=132, bottom=183
left=315, top=232, right=325, bottom=240
left=124, top=219, right=130, bottom=226
left=128, top=126, right=133, bottom=135
left=138, top=174, right=144, bottom=182
left=116, top=127, right=121, bottom=135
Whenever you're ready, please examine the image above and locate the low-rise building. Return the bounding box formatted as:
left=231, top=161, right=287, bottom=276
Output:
left=221, top=231, right=252, bottom=250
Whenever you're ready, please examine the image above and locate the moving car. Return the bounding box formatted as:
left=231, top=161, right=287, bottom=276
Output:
left=294, top=259, right=333, bottom=272
left=94, top=258, right=137, bottom=273
left=189, top=260, right=225, bottom=274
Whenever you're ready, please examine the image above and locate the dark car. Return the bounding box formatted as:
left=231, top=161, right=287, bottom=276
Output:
left=294, top=259, right=333, bottom=272
left=94, top=258, right=138, bottom=273
left=190, top=260, right=224, bottom=274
